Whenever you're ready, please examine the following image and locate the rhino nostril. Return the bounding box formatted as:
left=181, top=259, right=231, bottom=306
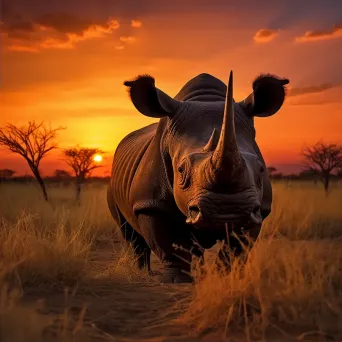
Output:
left=186, top=204, right=203, bottom=225
left=189, top=205, right=201, bottom=217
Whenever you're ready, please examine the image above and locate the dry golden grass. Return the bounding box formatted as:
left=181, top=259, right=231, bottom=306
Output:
left=0, top=282, right=92, bottom=342
left=0, top=180, right=341, bottom=341
left=182, top=181, right=342, bottom=340
left=0, top=182, right=136, bottom=341
left=0, top=183, right=114, bottom=287
left=97, top=244, right=154, bottom=283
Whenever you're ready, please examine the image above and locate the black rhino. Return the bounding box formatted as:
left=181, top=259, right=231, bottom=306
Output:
left=107, top=71, right=289, bottom=283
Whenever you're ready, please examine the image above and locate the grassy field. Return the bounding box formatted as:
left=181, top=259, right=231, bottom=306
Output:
left=0, top=181, right=342, bottom=341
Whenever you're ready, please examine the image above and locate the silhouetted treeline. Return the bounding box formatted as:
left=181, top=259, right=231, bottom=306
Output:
left=0, top=175, right=111, bottom=186
left=1, top=173, right=341, bottom=186
left=270, top=171, right=342, bottom=182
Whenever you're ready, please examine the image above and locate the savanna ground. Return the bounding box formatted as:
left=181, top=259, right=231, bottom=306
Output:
left=0, top=180, right=342, bottom=342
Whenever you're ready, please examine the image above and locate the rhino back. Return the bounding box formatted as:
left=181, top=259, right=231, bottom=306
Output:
left=174, top=73, right=226, bottom=102
left=110, top=123, right=158, bottom=226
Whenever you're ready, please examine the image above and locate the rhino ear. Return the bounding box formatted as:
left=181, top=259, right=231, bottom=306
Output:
left=243, top=74, right=289, bottom=117
left=124, top=75, right=180, bottom=118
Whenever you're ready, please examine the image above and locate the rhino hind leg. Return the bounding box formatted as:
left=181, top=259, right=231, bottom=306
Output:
left=137, top=213, right=193, bottom=284
left=115, top=207, right=152, bottom=273
left=121, top=222, right=152, bottom=273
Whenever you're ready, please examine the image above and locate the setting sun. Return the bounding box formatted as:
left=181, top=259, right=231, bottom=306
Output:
left=93, top=154, right=103, bottom=163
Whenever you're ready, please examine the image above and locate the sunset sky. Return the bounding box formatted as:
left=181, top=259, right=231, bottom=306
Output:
left=1, top=0, right=342, bottom=176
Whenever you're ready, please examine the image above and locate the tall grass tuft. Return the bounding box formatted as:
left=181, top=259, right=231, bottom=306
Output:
left=181, top=182, right=342, bottom=340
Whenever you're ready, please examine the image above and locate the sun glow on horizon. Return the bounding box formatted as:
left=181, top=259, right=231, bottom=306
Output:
left=93, top=154, right=103, bottom=163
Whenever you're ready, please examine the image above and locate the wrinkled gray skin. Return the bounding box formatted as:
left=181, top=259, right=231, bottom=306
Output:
left=107, top=71, right=289, bottom=283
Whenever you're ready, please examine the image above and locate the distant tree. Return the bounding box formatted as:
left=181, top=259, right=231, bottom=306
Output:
left=299, top=169, right=319, bottom=184
left=272, top=172, right=284, bottom=180
left=62, top=147, right=104, bottom=201
left=299, top=169, right=317, bottom=178
left=267, top=166, right=277, bottom=178
left=301, top=142, right=342, bottom=196
left=0, top=121, right=64, bottom=201
left=53, top=169, right=71, bottom=179
left=0, top=168, right=16, bottom=180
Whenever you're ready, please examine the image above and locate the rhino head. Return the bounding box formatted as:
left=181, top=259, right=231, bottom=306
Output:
left=124, top=71, right=289, bottom=232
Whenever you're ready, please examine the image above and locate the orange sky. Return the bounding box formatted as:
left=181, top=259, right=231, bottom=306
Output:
left=1, top=0, right=342, bottom=176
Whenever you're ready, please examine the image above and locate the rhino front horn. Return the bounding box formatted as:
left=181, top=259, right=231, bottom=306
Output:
left=210, top=71, right=245, bottom=182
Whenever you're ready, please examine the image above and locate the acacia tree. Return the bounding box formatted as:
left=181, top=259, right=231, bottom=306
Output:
left=301, top=142, right=342, bottom=196
left=0, top=121, right=64, bottom=201
left=54, top=169, right=71, bottom=179
left=0, top=169, right=16, bottom=179
left=63, top=147, right=104, bottom=201
left=267, top=166, right=277, bottom=178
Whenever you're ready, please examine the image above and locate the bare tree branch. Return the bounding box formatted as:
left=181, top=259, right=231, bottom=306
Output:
left=62, top=146, right=105, bottom=201
left=301, top=141, right=342, bottom=196
left=0, top=121, right=64, bottom=201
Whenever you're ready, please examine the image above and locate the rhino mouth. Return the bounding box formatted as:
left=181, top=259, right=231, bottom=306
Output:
left=185, top=206, right=262, bottom=229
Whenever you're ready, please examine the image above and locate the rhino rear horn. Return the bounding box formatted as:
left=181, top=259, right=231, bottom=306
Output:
left=124, top=75, right=180, bottom=118
left=203, top=128, right=220, bottom=152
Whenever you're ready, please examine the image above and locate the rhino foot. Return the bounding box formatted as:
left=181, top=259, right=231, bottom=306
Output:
left=159, top=267, right=193, bottom=284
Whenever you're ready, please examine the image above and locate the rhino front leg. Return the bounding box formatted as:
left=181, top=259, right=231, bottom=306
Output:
left=137, top=213, right=193, bottom=284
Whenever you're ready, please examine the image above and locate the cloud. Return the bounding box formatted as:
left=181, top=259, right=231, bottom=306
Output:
left=131, top=19, right=142, bottom=28
left=288, top=83, right=335, bottom=97
left=287, top=83, right=342, bottom=106
left=1, top=12, right=120, bottom=51
left=295, top=24, right=342, bottom=42
left=119, top=36, right=136, bottom=43
left=290, top=99, right=340, bottom=106
left=253, top=28, right=279, bottom=43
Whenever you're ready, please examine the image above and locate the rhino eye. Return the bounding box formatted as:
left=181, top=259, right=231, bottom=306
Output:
left=178, top=159, right=191, bottom=189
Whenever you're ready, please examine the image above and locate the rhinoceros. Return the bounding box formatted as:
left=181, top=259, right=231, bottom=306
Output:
left=107, top=71, right=289, bottom=283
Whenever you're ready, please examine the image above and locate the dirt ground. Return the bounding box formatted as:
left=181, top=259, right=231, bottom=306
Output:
left=11, top=239, right=334, bottom=342
left=18, top=240, right=330, bottom=342
left=19, top=239, right=202, bottom=342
